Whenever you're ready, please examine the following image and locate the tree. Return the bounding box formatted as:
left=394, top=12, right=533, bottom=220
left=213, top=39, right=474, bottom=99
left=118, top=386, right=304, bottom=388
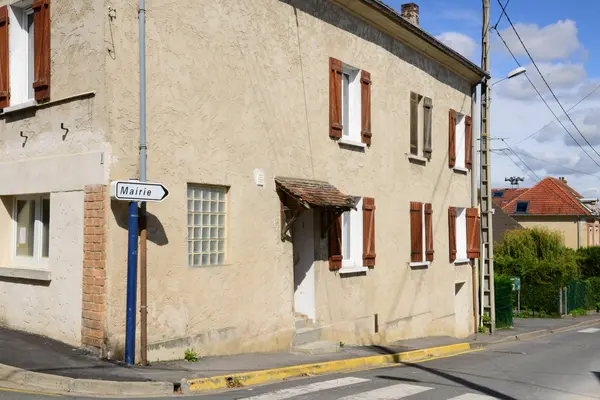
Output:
left=495, top=227, right=579, bottom=287
left=576, top=246, right=600, bottom=279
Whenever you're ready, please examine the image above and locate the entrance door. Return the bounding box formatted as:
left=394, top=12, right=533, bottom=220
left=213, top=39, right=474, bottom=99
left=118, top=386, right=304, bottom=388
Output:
left=293, top=210, right=316, bottom=321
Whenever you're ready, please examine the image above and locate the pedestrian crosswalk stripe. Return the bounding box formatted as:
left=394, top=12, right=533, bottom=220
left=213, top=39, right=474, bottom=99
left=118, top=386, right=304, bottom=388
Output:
left=448, top=393, right=498, bottom=399
left=578, top=328, right=600, bottom=333
left=337, top=383, right=432, bottom=399
left=238, top=377, right=370, bottom=399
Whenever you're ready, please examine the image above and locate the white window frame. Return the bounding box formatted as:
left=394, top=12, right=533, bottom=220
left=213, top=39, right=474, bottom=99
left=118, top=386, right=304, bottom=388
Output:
left=8, top=1, right=35, bottom=109
left=455, top=112, right=466, bottom=170
left=187, top=184, right=228, bottom=267
left=339, top=64, right=364, bottom=148
left=12, top=194, right=50, bottom=267
left=339, top=197, right=368, bottom=274
left=455, top=207, right=469, bottom=264
left=409, top=206, right=429, bottom=267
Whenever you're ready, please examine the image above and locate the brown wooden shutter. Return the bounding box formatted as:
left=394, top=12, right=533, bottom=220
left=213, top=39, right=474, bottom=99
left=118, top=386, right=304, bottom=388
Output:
left=363, top=197, right=376, bottom=267
left=466, top=208, right=481, bottom=259
left=449, top=109, right=456, bottom=168
left=425, top=203, right=434, bottom=262
left=329, top=58, right=342, bottom=139
left=448, top=207, right=457, bottom=262
left=410, top=92, right=418, bottom=155
left=410, top=201, right=423, bottom=262
left=0, top=6, right=9, bottom=109
left=423, top=97, right=432, bottom=159
left=328, top=214, right=342, bottom=270
left=465, top=115, right=472, bottom=170
left=33, top=0, right=51, bottom=102
left=361, top=70, right=372, bottom=145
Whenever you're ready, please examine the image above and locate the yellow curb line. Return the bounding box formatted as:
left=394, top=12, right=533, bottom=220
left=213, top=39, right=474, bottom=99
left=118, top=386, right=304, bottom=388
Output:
left=187, top=342, right=471, bottom=392
left=0, top=386, right=62, bottom=397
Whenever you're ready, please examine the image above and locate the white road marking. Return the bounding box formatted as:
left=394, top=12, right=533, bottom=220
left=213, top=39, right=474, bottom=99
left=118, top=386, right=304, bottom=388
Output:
left=448, top=394, right=498, bottom=399
left=337, top=383, right=432, bottom=399
left=578, top=328, right=600, bottom=333
left=238, top=377, right=370, bottom=399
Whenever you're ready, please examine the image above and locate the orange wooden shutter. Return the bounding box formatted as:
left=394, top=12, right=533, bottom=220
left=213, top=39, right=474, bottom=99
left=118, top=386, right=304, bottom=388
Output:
left=361, top=70, right=372, bottom=145
left=0, top=6, right=9, bottom=109
left=425, top=203, right=434, bottom=262
left=329, top=58, right=342, bottom=139
left=328, top=214, right=342, bottom=270
left=410, top=202, right=423, bottom=262
left=449, top=109, right=456, bottom=168
left=466, top=208, right=480, bottom=259
left=33, top=0, right=51, bottom=102
left=363, top=197, right=376, bottom=267
left=448, top=207, right=457, bottom=262
left=465, top=115, right=472, bottom=169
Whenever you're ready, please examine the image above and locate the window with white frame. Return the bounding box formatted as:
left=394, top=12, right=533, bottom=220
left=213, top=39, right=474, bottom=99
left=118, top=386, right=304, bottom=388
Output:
left=9, top=1, right=35, bottom=106
left=187, top=185, right=227, bottom=267
left=13, top=195, right=50, bottom=262
left=455, top=207, right=468, bottom=261
left=341, top=197, right=364, bottom=270
left=341, top=64, right=361, bottom=144
left=455, top=113, right=466, bottom=169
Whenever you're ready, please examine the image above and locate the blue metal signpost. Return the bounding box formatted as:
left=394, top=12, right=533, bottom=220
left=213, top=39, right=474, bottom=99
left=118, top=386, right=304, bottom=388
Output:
left=125, top=201, right=139, bottom=365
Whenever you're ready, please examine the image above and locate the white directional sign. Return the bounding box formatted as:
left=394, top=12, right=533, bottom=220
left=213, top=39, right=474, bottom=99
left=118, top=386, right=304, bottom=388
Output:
left=110, top=180, right=169, bottom=202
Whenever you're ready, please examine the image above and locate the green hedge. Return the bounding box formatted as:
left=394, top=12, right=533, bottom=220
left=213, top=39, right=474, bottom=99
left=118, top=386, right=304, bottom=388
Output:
left=495, top=276, right=514, bottom=328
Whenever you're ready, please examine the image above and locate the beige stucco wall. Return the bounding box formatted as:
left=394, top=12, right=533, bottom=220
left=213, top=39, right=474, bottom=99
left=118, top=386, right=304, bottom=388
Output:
left=102, top=0, right=476, bottom=360
left=515, top=216, right=581, bottom=249
left=0, top=192, right=85, bottom=345
left=0, top=0, right=108, bottom=343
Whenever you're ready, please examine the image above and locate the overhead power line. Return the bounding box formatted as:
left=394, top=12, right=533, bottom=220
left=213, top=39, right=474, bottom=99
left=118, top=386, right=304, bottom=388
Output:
left=492, top=0, right=510, bottom=30
left=493, top=28, right=600, bottom=170
left=516, top=83, right=600, bottom=144
left=493, top=149, right=538, bottom=183
left=501, top=139, right=541, bottom=181
left=496, top=0, right=600, bottom=165
left=503, top=149, right=600, bottom=178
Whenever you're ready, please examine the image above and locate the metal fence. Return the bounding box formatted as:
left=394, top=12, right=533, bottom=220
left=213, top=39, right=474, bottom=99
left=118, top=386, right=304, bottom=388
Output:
left=495, top=276, right=514, bottom=328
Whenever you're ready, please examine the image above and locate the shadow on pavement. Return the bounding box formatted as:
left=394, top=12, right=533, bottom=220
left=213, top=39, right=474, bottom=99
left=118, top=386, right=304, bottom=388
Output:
left=368, top=343, right=516, bottom=400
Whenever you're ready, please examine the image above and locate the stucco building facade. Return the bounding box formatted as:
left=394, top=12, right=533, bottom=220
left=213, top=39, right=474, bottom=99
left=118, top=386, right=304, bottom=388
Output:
left=0, top=0, right=484, bottom=361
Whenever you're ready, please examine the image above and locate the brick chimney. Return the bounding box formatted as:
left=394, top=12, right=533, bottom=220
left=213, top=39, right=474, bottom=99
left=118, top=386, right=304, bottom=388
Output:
left=401, top=3, right=419, bottom=26
left=559, top=176, right=567, bottom=184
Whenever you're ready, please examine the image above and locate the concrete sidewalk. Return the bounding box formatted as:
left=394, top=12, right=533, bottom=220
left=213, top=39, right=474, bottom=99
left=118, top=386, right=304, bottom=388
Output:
left=0, top=314, right=598, bottom=394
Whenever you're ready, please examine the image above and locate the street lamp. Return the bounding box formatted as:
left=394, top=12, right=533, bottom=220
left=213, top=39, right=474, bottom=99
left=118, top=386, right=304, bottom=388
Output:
left=492, top=66, right=527, bottom=87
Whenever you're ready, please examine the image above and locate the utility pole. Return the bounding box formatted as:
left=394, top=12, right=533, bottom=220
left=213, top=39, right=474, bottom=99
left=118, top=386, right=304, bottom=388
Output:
left=138, top=0, right=149, bottom=365
left=480, top=0, right=495, bottom=333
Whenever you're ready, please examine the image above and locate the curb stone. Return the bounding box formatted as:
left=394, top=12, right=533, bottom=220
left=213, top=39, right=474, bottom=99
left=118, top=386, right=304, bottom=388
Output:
left=184, top=343, right=472, bottom=393
left=471, top=317, right=600, bottom=348
left=0, top=363, right=174, bottom=396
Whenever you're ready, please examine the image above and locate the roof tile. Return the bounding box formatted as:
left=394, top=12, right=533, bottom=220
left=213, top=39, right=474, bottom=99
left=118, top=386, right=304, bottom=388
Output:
left=275, top=177, right=356, bottom=210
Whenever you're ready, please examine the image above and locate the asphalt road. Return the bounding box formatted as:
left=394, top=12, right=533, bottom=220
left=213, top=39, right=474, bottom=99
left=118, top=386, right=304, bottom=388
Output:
left=2, top=325, right=600, bottom=399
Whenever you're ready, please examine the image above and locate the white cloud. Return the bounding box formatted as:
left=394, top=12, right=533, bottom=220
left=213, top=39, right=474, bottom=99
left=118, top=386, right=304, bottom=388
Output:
left=435, top=32, right=476, bottom=58
left=497, top=19, right=585, bottom=62
left=496, top=62, right=587, bottom=100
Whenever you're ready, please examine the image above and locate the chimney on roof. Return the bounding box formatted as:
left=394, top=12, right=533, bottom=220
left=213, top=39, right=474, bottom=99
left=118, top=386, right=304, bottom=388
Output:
left=559, top=176, right=567, bottom=184
left=400, top=3, right=419, bottom=26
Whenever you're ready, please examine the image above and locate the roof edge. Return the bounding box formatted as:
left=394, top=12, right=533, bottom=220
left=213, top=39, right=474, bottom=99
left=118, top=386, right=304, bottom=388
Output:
left=332, top=0, right=488, bottom=84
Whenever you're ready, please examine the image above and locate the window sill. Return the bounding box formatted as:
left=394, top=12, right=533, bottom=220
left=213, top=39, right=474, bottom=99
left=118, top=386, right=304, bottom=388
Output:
left=0, top=91, right=96, bottom=117
left=0, top=266, right=51, bottom=282
left=409, top=261, right=430, bottom=268
left=1, top=100, right=37, bottom=115
left=453, top=167, right=469, bottom=174
left=454, top=258, right=471, bottom=265
left=339, top=266, right=369, bottom=275
left=338, top=138, right=366, bottom=149
left=407, top=154, right=428, bottom=164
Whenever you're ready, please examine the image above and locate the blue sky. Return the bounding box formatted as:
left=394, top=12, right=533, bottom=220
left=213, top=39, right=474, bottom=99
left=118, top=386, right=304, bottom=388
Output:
left=386, top=0, right=600, bottom=196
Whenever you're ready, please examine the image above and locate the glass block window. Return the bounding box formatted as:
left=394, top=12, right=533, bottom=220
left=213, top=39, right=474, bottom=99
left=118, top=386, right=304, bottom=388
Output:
left=187, top=185, right=227, bottom=267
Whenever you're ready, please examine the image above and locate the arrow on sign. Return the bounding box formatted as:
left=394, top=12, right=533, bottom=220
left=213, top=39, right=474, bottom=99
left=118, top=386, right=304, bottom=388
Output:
left=110, top=180, right=169, bottom=202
